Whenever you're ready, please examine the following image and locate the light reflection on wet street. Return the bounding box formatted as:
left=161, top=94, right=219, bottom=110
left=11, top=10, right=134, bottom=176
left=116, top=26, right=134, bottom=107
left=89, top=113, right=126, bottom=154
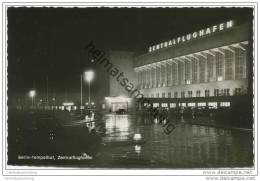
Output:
left=100, top=114, right=253, bottom=168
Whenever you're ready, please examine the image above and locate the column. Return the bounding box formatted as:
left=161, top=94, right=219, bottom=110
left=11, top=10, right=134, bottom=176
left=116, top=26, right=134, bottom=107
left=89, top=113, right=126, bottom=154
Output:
left=159, top=62, right=162, bottom=87
left=183, top=60, right=186, bottom=85
left=222, top=49, right=226, bottom=80
left=168, top=60, right=172, bottom=86
left=150, top=65, right=153, bottom=88
left=205, top=56, right=208, bottom=83
left=144, top=68, right=147, bottom=88
left=197, top=59, right=200, bottom=83
left=154, top=64, right=156, bottom=88
left=189, top=59, right=192, bottom=83
left=212, top=52, right=216, bottom=81
left=164, top=62, right=167, bottom=86
left=232, top=48, right=236, bottom=80
left=146, top=67, right=150, bottom=88
left=175, top=61, right=178, bottom=85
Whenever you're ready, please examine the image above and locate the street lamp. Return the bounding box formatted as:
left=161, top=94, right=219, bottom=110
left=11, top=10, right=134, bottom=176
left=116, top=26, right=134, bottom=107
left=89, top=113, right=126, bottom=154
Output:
left=84, top=70, right=94, bottom=106
left=29, top=90, right=36, bottom=108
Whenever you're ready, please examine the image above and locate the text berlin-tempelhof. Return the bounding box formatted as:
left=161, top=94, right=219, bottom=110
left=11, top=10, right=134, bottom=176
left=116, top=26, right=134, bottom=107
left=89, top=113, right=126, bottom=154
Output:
left=148, top=20, right=234, bottom=53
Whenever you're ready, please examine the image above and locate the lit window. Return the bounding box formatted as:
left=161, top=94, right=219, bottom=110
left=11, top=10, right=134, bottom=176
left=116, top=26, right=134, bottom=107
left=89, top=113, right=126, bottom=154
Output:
left=208, top=102, right=218, bottom=108
left=225, top=50, right=234, bottom=80
left=235, top=48, right=246, bottom=79
left=216, top=52, right=224, bottom=79
left=170, top=103, right=176, bottom=108
left=220, top=102, right=230, bottom=107
left=198, top=102, right=206, bottom=107
left=217, top=76, right=223, bottom=81
left=188, top=102, right=195, bottom=107
left=180, top=103, right=186, bottom=107
left=153, top=103, right=159, bottom=107
left=162, top=103, right=168, bottom=108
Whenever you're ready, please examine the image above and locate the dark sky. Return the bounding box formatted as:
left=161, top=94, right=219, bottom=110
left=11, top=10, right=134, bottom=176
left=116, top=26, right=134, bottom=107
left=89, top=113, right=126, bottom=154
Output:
left=7, top=7, right=253, bottom=99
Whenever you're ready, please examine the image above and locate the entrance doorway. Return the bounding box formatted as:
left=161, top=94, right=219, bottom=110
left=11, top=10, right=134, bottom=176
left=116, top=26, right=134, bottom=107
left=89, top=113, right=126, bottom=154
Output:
left=112, top=102, right=128, bottom=112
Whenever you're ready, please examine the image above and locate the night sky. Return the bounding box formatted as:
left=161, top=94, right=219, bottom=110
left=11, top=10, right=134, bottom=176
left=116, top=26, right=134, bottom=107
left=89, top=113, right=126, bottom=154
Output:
left=7, top=7, right=253, bottom=103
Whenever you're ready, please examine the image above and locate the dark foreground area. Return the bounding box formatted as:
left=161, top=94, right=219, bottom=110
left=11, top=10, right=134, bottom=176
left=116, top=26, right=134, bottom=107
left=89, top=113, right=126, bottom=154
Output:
left=7, top=109, right=254, bottom=168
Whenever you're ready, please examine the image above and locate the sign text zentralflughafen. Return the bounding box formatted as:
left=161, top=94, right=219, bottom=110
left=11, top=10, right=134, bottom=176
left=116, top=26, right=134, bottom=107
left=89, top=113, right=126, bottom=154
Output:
left=148, top=20, right=234, bottom=53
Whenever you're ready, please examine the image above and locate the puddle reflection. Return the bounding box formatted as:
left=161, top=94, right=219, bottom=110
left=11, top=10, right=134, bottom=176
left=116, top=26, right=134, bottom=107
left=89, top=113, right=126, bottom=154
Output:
left=102, top=114, right=253, bottom=168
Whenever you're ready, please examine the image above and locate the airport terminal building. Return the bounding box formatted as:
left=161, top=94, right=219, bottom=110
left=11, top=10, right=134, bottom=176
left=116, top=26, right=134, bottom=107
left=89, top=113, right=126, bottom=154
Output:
left=33, top=19, right=251, bottom=112
left=131, top=20, right=251, bottom=109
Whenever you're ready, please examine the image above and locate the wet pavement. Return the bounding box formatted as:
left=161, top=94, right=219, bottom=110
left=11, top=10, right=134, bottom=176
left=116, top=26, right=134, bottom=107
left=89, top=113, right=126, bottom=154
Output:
left=98, top=114, right=253, bottom=168
left=7, top=110, right=254, bottom=168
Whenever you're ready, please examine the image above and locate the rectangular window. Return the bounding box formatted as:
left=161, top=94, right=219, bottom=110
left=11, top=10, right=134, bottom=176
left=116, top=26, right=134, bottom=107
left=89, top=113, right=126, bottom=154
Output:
left=196, top=90, right=201, bottom=97
left=205, top=90, right=210, bottom=97
left=207, top=54, right=215, bottom=82
left=152, top=68, right=156, bottom=87
left=225, top=50, right=233, bottom=80
left=192, top=58, right=198, bottom=83
left=146, top=69, right=150, bottom=88
left=220, top=102, right=231, bottom=107
left=172, top=62, right=178, bottom=85
left=171, top=62, right=178, bottom=85
left=185, top=60, right=191, bottom=83
left=180, top=103, right=186, bottom=107
left=162, top=103, right=168, bottom=108
left=167, top=64, right=172, bottom=86
left=227, top=88, right=230, bottom=96
left=168, top=92, right=171, bottom=98
left=174, top=92, right=178, bottom=98
left=198, top=102, right=206, bottom=107
left=161, top=64, right=166, bottom=86
left=178, top=62, right=185, bottom=85
left=162, top=92, right=165, bottom=98
left=235, top=48, right=246, bottom=79
left=141, top=71, right=145, bottom=89
left=208, top=102, right=218, bottom=108
left=199, top=58, right=206, bottom=83
left=156, top=93, right=160, bottom=98
left=170, top=103, right=176, bottom=108
left=188, top=91, right=193, bottom=98
left=234, top=88, right=242, bottom=95
left=156, top=66, right=161, bottom=87
left=188, top=102, right=196, bottom=107
left=216, top=52, right=224, bottom=80
left=214, top=89, right=220, bottom=96
left=181, top=91, right=185, bottom=98
left=153, top=103, right=159, bottom=107
left=137, top=71, right=142, bottom=87
left=151, top=93, right=154, bottom=98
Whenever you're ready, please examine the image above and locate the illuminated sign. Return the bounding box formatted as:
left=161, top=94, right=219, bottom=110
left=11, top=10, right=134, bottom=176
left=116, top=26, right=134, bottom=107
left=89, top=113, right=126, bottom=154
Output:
left=63, top=102, right=74, bottom=106
left=148, top=20, right=234, bottom=53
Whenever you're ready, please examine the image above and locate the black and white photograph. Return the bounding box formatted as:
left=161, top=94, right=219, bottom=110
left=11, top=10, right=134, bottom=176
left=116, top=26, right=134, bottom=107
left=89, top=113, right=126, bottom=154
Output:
left=1, top=0, right=259, bottom=180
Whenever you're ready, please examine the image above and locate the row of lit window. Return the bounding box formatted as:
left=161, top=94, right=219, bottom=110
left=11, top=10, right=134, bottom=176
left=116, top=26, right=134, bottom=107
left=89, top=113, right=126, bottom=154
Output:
left=148, top=88, right=243, bottom=98
left=137, top=47, right=247, bottom=89
left=144, top=102, right=230, bottom=108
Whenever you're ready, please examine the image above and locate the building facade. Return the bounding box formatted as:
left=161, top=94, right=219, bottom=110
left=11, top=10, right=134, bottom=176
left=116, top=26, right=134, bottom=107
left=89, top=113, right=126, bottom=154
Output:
left=133, top=20, right=251, bottom=109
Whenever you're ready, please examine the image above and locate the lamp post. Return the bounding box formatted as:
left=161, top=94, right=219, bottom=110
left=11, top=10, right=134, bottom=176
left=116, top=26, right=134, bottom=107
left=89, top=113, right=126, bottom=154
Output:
left=29, top=90, right=36, bottom=109
left=84, top=71, right=94, bottom=107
